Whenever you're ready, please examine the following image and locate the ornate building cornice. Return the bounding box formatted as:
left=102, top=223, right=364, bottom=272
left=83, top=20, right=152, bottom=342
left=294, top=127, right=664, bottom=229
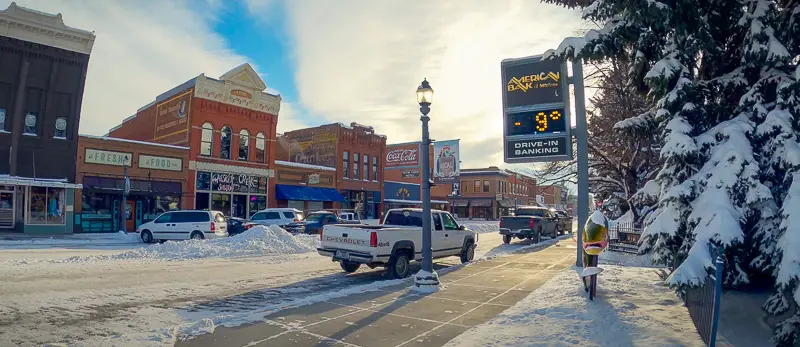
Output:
left=194, top=63, right=281, bottom=115
left=0, top=2, right=95, bottom=55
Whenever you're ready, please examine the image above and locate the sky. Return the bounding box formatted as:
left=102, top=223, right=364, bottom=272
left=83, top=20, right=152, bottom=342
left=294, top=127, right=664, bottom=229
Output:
left=2, top=0, right=585, bottom=170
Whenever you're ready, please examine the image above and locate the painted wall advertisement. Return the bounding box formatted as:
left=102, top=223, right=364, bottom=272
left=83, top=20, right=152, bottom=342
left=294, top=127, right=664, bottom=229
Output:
left=385, top=142, right=420, bottom=169
left=154, top=89, right=193, bottom=142
left=288, top=127, right=338, bottom=168
left=433, top=139, right=460, bottom=183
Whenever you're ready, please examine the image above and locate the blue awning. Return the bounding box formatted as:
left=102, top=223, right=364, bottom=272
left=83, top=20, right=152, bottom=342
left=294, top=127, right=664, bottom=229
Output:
left=275, top=184, right=345, bottom=202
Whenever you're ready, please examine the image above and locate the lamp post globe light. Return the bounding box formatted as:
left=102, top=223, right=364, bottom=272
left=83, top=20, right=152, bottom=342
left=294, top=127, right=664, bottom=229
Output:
left=413, top=78, right=440, bottom=292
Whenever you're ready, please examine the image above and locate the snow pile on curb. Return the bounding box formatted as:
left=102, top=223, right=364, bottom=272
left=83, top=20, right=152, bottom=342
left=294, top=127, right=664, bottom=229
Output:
left=600, top=249, right=658, bottom=268
left=0, top=230, right=141, bottom=246
left=64, top=226, right=320, bottom=262
left=445, top=265, right=704, bottom=347
left=461, top=221, right=500, bottom=234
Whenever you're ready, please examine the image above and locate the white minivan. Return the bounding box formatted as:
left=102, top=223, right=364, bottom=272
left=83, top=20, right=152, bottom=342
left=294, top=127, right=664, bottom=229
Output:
left=250, top=208, right=303, bottom=227
left=137, top=210, right=228, bottom=243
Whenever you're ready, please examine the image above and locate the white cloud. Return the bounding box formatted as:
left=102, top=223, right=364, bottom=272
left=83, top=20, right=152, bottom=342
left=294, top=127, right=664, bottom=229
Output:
left=250, top=0, right=582, bottom=168
left=3, top=0, right=251, bottom=135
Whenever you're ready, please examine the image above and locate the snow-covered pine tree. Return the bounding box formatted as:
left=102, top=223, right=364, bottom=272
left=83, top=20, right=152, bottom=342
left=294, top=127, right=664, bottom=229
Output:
left=543, top=0, right=799, bottom=342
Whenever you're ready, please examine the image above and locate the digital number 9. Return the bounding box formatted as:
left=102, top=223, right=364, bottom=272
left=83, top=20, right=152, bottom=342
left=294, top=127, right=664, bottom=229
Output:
left=536, top=112, right=548, bottom=132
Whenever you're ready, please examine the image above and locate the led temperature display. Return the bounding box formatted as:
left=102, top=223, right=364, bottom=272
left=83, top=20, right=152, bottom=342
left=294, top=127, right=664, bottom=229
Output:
left=507, top=108, right=567, bottom=136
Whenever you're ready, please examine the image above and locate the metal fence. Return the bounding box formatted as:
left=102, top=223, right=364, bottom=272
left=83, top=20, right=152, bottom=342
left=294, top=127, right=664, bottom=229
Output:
left=683, top=247, right=724, bottom=346
left=608, top=220, right=643, bottom=253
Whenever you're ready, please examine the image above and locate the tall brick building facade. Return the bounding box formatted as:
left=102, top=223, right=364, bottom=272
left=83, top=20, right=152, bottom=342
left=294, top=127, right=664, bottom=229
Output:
left=278, top=122, right=386, bottom=219
left=451, top=167, right=537, bottom=220
left=109, top=63, right=280, bottom=220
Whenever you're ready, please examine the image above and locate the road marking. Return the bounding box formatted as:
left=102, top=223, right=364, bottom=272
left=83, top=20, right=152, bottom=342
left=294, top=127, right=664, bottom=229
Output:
left=373, top=288, right=513, bottom=308
left=393, top=251, right=574, bottom=347
left=323, top=300, right=471, bottom=328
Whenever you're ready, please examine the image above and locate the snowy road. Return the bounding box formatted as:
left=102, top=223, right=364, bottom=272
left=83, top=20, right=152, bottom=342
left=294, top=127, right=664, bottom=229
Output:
left=0, top=222, right=554, bottom=346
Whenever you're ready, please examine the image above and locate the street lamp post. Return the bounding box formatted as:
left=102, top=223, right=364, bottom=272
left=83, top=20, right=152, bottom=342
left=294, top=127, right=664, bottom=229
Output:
left=413, top=78, right=440, bottom=292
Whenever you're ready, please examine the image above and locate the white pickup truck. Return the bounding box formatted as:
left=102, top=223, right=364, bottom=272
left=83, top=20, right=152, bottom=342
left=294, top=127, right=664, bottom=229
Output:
left=317, top=208, right=478, bottom=278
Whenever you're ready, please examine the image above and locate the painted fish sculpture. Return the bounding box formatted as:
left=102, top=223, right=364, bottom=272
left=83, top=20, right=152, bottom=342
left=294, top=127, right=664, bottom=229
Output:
left=581, top=210, right=609, bottom=282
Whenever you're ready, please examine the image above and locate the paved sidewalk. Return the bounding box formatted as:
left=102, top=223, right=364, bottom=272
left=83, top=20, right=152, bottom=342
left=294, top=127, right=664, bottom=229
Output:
left=177, top=238, right=577, bottom=347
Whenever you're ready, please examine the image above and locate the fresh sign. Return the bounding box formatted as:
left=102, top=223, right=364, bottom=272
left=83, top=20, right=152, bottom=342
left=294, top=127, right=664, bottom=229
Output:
left=85, top=149, right=132, bottom=166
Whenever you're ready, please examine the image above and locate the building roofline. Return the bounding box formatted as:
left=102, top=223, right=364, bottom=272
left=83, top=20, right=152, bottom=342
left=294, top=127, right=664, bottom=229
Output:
left=0, top=2, right=96, bottom=55
left=79, top=134, right=190, bottom=150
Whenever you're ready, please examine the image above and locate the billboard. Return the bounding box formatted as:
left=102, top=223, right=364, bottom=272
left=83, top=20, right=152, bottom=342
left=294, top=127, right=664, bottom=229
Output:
left=433, top=139, right=460, bottom=183
left=385, top=142, right=420, bottom=169
left=287, top=127, right=338, bottom=168
left=154, top=89, right=193, bottom=142
left=501, top=55, right=572, bottom=163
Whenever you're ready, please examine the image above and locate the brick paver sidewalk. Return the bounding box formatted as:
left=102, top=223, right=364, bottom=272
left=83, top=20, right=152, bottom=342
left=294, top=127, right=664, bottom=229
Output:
left=177, top=238, right=577, bottom=347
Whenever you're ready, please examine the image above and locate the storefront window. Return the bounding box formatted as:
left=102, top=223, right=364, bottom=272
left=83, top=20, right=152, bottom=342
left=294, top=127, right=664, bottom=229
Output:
left=343, top=151, right=349, bottom=178
left=211, top=193, right=231, bottom=216
left=363, top=155, right=369, bottom=181
left=196, top=171, right=211, bottom=190
left=28, top=187, right=65, bottom=224
left=353, top=153, right=359, bottom=179
left=372, top=157, right=378, bottom=181
left=249, top=196, right=267, bottom=216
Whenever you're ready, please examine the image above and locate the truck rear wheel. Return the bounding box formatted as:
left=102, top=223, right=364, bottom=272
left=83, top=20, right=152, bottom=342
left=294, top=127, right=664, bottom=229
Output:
left=460, top=242, right=475, bottom=264
left=503, top=234, right=512, bottom=244
left=388, top=252, right=411, bottom=279
left=340, top=261, right=361, bottom=273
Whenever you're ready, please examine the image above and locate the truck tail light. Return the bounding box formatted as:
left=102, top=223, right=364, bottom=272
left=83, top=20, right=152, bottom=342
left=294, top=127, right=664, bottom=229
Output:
left=210, top=222, right=216, bottom=231
left=499, top=218, right=505, bottom=228
left=370, top=232, right=378, bottom=247
left=294, top=218, right=300, bottom=223
left=529, top=219, right=535, bottom=230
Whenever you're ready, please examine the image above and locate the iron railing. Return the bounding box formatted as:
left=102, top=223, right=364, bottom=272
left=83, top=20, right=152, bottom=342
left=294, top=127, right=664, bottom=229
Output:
left=608, top=220, right=643, bottom=253
left=683, top=247, right=724, bottom=346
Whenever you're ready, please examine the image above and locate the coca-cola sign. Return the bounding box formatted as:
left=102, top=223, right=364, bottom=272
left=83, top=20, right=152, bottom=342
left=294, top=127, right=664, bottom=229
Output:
left=385, top=143, right=420, bottom=168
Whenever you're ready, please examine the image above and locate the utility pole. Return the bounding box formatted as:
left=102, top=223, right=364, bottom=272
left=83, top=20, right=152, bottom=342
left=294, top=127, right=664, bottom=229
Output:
left=121, top=155, right=130, bottom=233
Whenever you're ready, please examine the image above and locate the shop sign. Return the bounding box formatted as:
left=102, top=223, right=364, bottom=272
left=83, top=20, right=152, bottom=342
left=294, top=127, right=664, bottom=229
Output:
left=433, top=139, right=460, bottom=183
left=231, top=89, right=252, bottom=99
left=211, top=172, right=258, bottom=193
left=85, top=148, right=132, bottom=166
left=139, top=155, right=182, bottom=171
left=505, top=136, right=569, bottom=160
left=385, top=143, right=420, bottom=169
left=155, top=90, right=192, bottom=141
left=401, top=170, right=420, bottom=178
left=308, top=173, right=320, bottom=185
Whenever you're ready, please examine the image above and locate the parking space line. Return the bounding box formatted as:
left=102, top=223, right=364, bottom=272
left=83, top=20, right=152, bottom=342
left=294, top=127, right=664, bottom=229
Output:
left=393, top=252, right=574, bottom=347
left=323, top=300, right=471, bottom=328
left=373, top=288, right=513, bottom=308
left=443, top=282, right=529, bottom=291
left=252, top=319, right=363, bottom=347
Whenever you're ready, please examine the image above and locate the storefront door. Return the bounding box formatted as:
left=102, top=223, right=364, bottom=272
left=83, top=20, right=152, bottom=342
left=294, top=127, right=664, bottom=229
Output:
left=232, top=194, right=247, bottom=218
left=0, top=188, right=15, bottom=228
left=125, top=200, right=135, bottom=232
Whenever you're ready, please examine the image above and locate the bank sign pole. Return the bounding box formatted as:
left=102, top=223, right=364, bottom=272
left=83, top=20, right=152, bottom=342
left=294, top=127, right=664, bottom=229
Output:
left=501, top=49, right=588, bottom=267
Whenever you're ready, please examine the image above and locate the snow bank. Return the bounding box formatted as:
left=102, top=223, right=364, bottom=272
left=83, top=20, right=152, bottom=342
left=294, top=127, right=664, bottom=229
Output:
left=61, top=226, right=320, bottom=262
left=600, top=249, right=658, bottom=268
left=0, top=230, right=140, bottom=247
left=461, top=221, right=500, bottom=234
left=445, top=265, right=704, bottom=347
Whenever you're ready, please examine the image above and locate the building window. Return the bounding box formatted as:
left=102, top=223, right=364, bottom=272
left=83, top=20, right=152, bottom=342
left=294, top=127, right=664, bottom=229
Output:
left=372, top=156, right=378, bottom=181
left=255, top=132, right=266, bottom=163
left=474, top=180, right=481, bottom=192
left=24, top=112, right=37, bottom=135
left=0, top=108, right=5, bottom=131
left=238, top=129, right=250, bottom=161
left=27, top=186, right=65, bottom=225
left=497, top=181, right=501, bottom=192
left=353, top=153, right=360, bottom=179
left=200, top=122, right=213, bottom=156
left=343, top=151, right=349, bottom=178
left=54, top=117, right=67, bottom=138
left=483, top=180, right=490, bottom=193
left=363, top=155, right=369, bottom=180
left=220, top=125, right=232, bottom=159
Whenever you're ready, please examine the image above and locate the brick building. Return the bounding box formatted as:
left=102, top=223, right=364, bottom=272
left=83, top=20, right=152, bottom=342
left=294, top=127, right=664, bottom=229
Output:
left=75, top=135, right=190, bottom=233
left=537, top=184, right=568, bottom=210
left=108, top=63, right=280, bottom=219
left=0, top=4, right=95, bottom=234
left=272, top=160, right=340, bottom=214
left=451, top=167, right=537, bottom=220
left=383, top=142, right=453, bottom=211
left=277, top=122, right=385, bottom=219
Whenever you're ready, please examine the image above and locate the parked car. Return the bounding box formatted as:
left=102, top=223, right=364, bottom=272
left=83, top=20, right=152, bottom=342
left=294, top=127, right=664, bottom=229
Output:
left=551, top=209, right=571, bottom=234
left=227, top=217, right=258, bottom=236
left=283, top=210, right=362, bottom=234
left=136, top=210, right=228, bottom=243
left=250, top=208, right=303, bottom=227
left=499, top=206, right=559, bottom=244
left=338, top=212, right=360, bottom=222
left=317, top=208, right=478, bottom=278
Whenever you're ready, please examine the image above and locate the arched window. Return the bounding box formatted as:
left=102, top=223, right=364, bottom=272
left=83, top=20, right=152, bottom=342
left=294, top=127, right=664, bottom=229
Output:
left=200, top=122, right=213, bottom=156
left=255, top=132, right=266, bottom=163
left=220, top=125, right=232, bottom=159
left=238, top=129, right=250, bottom=161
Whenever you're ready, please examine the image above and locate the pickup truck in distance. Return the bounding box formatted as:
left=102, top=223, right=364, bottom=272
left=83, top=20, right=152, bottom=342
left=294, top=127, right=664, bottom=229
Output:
left=317, top=208, right=478, bottom=278
left=499, top=206, right=560, bottom=244
left=283, top=211, right=363, bottom=234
